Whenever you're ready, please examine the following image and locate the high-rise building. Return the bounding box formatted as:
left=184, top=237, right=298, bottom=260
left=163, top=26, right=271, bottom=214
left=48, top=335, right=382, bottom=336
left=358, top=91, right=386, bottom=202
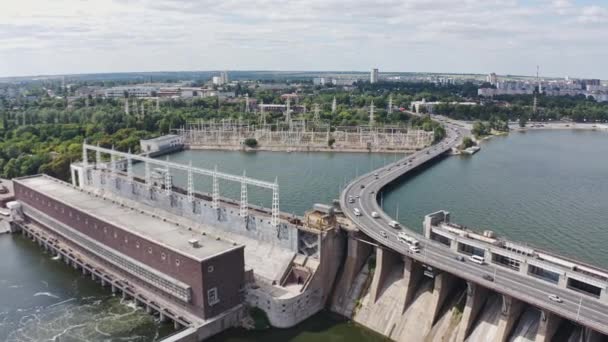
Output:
left=370, top=68, right=379, bottom=84
left=486, top=73, right=498, bottom=86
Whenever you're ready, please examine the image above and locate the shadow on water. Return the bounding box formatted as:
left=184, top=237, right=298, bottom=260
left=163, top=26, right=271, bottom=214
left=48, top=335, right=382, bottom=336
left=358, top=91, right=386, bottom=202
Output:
left=207, top=311, right=389, bottom=342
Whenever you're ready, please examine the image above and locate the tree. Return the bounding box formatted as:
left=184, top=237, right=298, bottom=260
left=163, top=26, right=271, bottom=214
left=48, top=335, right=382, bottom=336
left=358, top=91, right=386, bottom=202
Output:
left=328, top=137, right=336, bottom=147
left=460, top=136, right=476, bottom=149
left=243, top=138, right=258, bottom=148
left=519, top=114, right=528, bottom=128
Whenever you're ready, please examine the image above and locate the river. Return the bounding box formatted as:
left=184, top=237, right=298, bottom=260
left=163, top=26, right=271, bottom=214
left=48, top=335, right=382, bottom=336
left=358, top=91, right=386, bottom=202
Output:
left=1, top=129, right=607, bottom=340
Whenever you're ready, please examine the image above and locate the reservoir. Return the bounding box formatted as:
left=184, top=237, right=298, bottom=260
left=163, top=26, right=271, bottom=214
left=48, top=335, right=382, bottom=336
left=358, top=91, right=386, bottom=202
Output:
left=2, top=129, right=607, bottom=340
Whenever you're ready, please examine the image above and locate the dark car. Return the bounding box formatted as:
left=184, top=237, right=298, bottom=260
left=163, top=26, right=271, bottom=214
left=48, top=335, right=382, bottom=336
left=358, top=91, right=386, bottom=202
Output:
left=482, top=274, right=494, bottom=282
left=455, top=255, right=465, bottom=262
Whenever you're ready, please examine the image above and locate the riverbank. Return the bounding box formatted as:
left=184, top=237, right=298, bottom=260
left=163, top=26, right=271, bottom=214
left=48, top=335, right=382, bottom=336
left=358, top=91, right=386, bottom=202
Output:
left=511, top=122, right=608, bottom=131
left=187, top=144, right=419, bottom=154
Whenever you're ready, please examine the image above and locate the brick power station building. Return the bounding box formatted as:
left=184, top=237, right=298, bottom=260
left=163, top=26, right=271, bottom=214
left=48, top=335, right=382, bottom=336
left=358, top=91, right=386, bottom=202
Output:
left=13, top=175, right=245, bottom=322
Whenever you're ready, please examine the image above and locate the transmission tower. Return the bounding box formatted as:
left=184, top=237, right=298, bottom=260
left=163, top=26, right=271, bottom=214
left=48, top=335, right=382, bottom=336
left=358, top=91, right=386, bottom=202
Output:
left=331, top=96, right=337, bottom=114
left=369, top=100, right=375, bottom=125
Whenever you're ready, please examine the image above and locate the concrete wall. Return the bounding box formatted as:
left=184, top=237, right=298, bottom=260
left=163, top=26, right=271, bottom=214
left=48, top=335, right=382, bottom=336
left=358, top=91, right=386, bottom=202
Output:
left=87, top=169, right=299, bottom=252
left=245, top=229, right=344, bottom=328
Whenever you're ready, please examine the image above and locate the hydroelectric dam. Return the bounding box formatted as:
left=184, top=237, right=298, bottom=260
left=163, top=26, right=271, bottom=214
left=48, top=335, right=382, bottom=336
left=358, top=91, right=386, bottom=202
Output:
left=2, top=120, right=608, bottom=341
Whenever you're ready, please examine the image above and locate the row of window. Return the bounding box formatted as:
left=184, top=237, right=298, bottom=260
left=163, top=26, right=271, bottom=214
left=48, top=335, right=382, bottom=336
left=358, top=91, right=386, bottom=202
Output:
left=23, top=203, right=192, bottom=302
left=22, top=188, right=184, bottom=267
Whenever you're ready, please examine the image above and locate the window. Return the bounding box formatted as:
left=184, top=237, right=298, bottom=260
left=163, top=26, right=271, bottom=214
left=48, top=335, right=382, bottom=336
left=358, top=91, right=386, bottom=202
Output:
left=104, top=227, right=108, bottom=234
left=69, top=211, right=72, bottom=218
left=207, top=288, right=219, bottom=305
left=207, top=265, right=214, bottom=273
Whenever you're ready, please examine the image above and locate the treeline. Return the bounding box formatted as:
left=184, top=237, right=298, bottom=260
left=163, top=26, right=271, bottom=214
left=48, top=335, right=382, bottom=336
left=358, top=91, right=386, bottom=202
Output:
left=433, top=94, right=608, bottom=123
left=0, top=124, right=153, bottom=181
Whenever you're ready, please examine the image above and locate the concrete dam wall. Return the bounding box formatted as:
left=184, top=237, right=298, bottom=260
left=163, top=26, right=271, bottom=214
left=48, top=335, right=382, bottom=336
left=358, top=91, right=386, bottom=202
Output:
left=329, top=238, right=608, bottom=342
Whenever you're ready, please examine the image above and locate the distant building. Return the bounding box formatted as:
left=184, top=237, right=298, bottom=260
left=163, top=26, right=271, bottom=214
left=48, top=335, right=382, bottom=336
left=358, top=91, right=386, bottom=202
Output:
left=370, top=68, right=379, bottom=84
left=105, top=86, right=157, bottom=98
left=140, top=134, right=183, bottom=153
left=212, top=72, right=229, bottom=86
left=410, top=99, right=477, bottom=114
left=313, top=77, right=327, bottom=86
left=486, top=73, right=498, bottom=86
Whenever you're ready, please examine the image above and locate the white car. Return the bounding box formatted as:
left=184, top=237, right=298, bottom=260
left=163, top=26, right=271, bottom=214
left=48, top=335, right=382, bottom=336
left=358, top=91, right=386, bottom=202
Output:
left=380, top=231, right=387, bottom=238
left=371, top=211, right=380, bottom=218
left=548, top=294, right=563, bottom=303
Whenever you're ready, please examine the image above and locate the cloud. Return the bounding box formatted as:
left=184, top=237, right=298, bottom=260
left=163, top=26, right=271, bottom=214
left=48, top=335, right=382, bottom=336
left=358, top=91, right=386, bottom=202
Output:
left=0, top=0, right=607, bottom=78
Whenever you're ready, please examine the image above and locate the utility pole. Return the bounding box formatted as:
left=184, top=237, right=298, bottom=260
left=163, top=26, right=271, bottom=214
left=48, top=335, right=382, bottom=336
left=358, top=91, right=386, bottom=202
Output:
left=331, top=96, right=337, bottom=114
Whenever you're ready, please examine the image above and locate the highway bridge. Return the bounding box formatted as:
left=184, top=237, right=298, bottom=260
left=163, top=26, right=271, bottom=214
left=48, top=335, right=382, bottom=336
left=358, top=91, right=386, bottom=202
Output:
left=340, top=119, right=608, bottom=337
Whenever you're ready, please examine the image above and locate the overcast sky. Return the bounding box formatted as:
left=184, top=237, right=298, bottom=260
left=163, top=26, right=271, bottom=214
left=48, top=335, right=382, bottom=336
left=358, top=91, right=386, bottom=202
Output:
left=1, top=0, right=607, bottom=79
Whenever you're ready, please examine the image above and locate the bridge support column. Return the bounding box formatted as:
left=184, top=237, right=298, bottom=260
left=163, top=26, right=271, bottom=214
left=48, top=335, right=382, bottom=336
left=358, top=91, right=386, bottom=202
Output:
left=600, top=288, right=608, bottom=302
left=101, top=279, right=106, bottom=287
left=369, top=247, right=401, bottom=303
left=111, top=284, right=117, bottom=294
left=343, top=232, right=373, bottom=287
left=159, top=312, right=168, bottom=323
left=146, top=305, right=152, bottom=314
left=518, top=262, right=529, bottom=276
left=495, top=295, right=524, bottom=342
left=428, top=272, right=455, bottom=324
left=534, top=310, right=561, bottom=342
left=399, top=256, right=423, bottom=313
left=82, top=267, right=87, bottom=276
left=122, top=291, right=127, bottom=300
left=174, top=320, right=180, bottom=330
left=557, top=274, right=568, bottom=289
left=455, top=282, right=488, bottom=342
left=450, top=239, right=459, bottom=252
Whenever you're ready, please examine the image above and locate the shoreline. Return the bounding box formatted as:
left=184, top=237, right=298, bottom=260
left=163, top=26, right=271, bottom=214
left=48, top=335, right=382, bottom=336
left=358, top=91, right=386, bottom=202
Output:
left=186, top=145, right=421, bottom=154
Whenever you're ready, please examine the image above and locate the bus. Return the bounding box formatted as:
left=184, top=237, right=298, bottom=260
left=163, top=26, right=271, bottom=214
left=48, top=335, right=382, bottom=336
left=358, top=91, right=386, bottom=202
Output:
left=398, top=233, right=420, bottom=252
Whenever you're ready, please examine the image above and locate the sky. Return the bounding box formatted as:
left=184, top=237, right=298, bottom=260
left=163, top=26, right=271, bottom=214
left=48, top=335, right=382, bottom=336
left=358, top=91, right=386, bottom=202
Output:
left=1, top=0, right=607, bottom=79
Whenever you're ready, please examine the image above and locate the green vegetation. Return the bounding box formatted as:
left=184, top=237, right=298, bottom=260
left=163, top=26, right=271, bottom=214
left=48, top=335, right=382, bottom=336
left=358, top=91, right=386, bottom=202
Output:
left=433, top=94, right=608, bottom=123
left=460, top=136, right=476, bottom=150
left=328, top=137, right=336, bottom=147
left=471, top=118, right=508, bottom=138
left=243, top=138, right=258, bottom=148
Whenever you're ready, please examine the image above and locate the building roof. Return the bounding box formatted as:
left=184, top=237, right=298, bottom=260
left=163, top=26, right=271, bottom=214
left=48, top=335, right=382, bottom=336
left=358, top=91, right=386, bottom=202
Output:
left=141, top=134, right=180, bottom=143
left=15, top=175, right=242, bottom=262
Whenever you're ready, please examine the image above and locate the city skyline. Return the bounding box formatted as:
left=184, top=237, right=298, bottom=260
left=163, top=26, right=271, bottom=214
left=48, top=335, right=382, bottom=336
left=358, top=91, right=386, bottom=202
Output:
left=2, top=0, right=608, bottom=78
